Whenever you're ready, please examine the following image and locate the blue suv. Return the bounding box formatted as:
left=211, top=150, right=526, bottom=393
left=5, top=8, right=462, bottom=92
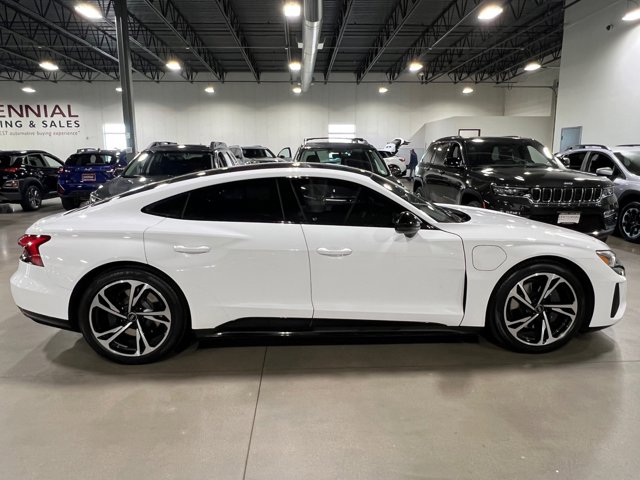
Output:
left=57, top=149, right=128, bottom=210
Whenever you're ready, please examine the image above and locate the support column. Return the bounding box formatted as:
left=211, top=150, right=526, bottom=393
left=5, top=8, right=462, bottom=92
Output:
left=114, top=0, right=137, bottom=154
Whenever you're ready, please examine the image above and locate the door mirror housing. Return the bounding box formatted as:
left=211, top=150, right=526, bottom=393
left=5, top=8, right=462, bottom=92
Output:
left=444, top=157, right=463, bottom=168
left=394, top=211, right=422, bottom=238
left=596, top=167, right=614, bottom=177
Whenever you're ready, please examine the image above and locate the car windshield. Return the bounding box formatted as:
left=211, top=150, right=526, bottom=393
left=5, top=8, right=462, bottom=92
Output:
left=243, top=148, right=275, bottom=158
left=465, top=140, right=556, bottom=168
left=614, top=151, right=640, bottom=176
left=66, top=153, right=116, bottom=167
left=370, top=176, right=465, bottom=223
left=122, top=151, right=213, bottom=178
left=300, top=148, right=389, bottom=176
left=0, top=155, right=21, bottom=168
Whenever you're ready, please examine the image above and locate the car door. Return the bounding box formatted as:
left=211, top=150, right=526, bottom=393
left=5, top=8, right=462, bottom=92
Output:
left=41, top=154, right=64, bottom=193
left=284, top=176, right=466, bottom=325
left=143, top=177, right=313, bottom=329
left=438, top=142, right=466, bottom=204
left=26, top=154, right=50, bottom=192
left=584, top=151, right=625, bottom=197
left=424, top=142, right=450, bottom=202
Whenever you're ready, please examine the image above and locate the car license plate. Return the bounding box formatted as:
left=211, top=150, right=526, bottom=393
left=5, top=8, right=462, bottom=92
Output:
left=558, top=212, right=580, bottom=224
left=81, top=173, right=96, bottom=182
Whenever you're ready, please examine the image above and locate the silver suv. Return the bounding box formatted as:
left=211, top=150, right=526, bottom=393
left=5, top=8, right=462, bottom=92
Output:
left=557, top=144, right=640, bottom=242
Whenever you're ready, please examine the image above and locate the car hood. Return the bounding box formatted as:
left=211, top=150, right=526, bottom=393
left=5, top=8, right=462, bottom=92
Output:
left=94, top=175, right=170, bottom=200
left=469, top=166, right=612, bottom=187
left=437, top=204, right=608, bottom=250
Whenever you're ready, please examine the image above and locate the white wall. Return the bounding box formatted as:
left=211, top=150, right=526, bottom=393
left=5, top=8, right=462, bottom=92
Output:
left=504, top=68, right=558, bottom=117
left=554, top=0, right=640, bottom=151
left=0, top=79, right=506, bottom=159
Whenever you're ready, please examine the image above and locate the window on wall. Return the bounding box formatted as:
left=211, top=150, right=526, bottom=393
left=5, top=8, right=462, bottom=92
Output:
left=328, top=124, right=356, bottom=141
left=103, top=123, right=126, bottom=150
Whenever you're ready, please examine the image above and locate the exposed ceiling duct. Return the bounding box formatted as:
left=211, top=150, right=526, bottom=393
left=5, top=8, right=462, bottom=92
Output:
left=301, top=0, right=323, bottom=92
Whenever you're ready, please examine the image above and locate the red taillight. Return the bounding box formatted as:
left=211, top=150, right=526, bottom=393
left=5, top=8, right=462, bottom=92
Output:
left=1, top=167, right=18, bottom=173
left=57, top=167, right=64, bottom=174
left=18, top=235, right=51, bottom=267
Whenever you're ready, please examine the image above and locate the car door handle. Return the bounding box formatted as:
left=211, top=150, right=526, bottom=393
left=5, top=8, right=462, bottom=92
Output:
left=316, top=247, right=352, bottom=257
left=173, top=245, right=211, bottom=254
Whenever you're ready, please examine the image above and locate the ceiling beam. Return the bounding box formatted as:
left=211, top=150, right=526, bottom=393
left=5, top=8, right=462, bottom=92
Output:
left=141, top=0, right=226, bottom=81
left=355, top=0, right=423, bottom=83
left=324, top=0, right=355, bottom=83
left=495, top=45, right=562, bottom=83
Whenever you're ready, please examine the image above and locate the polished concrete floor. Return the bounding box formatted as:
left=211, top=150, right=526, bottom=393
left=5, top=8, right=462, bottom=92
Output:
left=1, top=200, right=639, bottom=480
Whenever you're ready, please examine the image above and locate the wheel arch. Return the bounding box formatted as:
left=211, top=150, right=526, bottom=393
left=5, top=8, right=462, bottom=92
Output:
left=617, top=191, right=640, bottom=208
left=460, top=189, right=483, bottom=206
left=20, top=177, right=45, bottom=193
left=485, top=255, right=595, bottom=332
left=67, top=261, right=192, bottom=331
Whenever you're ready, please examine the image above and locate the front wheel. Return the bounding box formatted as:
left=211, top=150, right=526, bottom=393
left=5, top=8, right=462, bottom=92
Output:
left=78, top=269, right=188, bottom=364
left=618, top=201, right=640, bottom=243
left=20, top=185, right=42, bottom=211
left=489, top=263, right=587, bottom=353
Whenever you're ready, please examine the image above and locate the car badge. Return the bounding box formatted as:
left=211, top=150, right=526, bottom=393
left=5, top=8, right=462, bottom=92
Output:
left=563, top=182, right=573, bottom=186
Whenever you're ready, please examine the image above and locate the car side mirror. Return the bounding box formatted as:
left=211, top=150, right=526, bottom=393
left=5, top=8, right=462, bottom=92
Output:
left=596, top=167, right=614, bottom=177
left=444, top=157, right=463, bottom=168
left=394, top=211, right=422, bottom=238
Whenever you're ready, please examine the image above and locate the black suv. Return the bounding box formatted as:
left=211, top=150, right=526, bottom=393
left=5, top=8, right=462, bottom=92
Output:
left=413, top=136, right=618, bottom=239
left=0, top=150, right=64, bottom=211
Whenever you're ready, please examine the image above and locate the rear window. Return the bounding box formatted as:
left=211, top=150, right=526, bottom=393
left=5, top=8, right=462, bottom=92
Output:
left=299, top=147, right=389, bottom=176
left=242, top=148, right=275, bottom=159
left=66, top=153, right=116, bottom=166
left=0, top=155, right=21, bottom=168
left=122, top=151, right=214, bottom=178
left=615, top=151, right=640, bottom=176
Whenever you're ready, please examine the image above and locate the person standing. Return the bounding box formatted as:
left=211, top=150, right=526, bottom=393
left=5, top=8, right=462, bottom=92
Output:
left=408, top=149, right=418, bottom=178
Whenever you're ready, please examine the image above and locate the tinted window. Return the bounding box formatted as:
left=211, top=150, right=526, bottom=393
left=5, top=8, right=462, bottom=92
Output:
left=66, top=153, right=115, bottom=167
left=431, top=143, right=449, bottom=166
left=465, top=140, right=555, bottom=167
left=449, top=143, right=463, bottom=160
left=122, top=151, right=213, bottom=177
left=27, top=154, right=46, bottom=168
left=0, top=155, right=21, bottom=168
left=243, top=148, right=275, bottom=158
left=421, top=145, right=436, bottom=165
left=565, top=152, right=587, bottom=170
left=287, top=178, right=404, bottom=227
left=587, top=153, right=615, bottom=173
left=143, top=193, right=189, bottom=219
left=615, top=151, right=640, bottom=175
left=299, top=148, right=388, bottom=176
left=183, top=178, right=283, bottom=223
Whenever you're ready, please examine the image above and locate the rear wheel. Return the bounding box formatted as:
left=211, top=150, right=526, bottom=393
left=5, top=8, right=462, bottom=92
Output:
left=388, top=164, right=402, bottom=177
left=415, top=185, right=428, bottom=200
left=61, top=197, right=80, bottom=210
left=79, top=269, right=188, bottom=364
left=489, top=262, right=586, bottom=353
left=20, top=185, right=42, bottom=211
left=618, top=201, right=640, bottom=243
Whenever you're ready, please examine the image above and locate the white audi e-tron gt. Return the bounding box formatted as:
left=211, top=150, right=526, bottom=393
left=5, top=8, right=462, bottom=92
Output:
left=11, top=163, right=627, bottom=363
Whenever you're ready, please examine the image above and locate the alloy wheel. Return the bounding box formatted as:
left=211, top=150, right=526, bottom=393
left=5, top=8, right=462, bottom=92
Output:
left=89, top=280, right=172, bottom=357
left=389, top=164, right=401, bottom=176
left=621, top=205, right=640, bottom=240
left=28, top=187, right=41, bottom=209
left=503, top=272, right=578, bottom=346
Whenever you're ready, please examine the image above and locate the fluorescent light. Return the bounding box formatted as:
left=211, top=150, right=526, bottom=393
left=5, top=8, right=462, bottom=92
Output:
left=378, top=86, right=389, bottom=94
left=622, top=7, right=640, bottom=21
left=408, top=61, right=423, bottom=72
left=166, top=60, right=181, bottom=71
left=288, top=61, right=302, bottom=72
left=524, top=61, right=541, bottom=72
left=462, top=86, right=474, bottom=94
left=22, top=86, right=36, bottom=93
left=292, top=86, right=302, bottom=94
left=115, top=87, right=123, bottom=92
left=478, top=4, right=503, bottom=20
left=39, top=60, right=59, bottom=71
left=283, top=1, right=301, bottom=18
left=205, top=86, right=215, bottom=94
left=74, top=3, right=103, bottom=20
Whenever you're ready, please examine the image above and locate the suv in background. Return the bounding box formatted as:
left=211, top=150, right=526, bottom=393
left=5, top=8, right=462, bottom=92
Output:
left=58, top=149, right=128, bottom=210
left=90, top=142, right=238, bottom=203
left=230, top=145, right=279, bottom=164
left=378, top=150, right=406, bottom=177
left=0, top=150, right=64, bottom=211
left=557, top=144, right=640, bottom=242
left=414, top=136, right=618, bottom=239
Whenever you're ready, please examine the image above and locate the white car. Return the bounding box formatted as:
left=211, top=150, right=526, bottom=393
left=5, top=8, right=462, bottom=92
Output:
left=378, top=150, right=407, bottom=177
left=11, top=164, right=627, bottom=363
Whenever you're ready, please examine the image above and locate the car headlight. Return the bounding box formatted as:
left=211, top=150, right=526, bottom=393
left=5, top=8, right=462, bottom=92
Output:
left=597, top=250, right=625, bottom=276
left=491, top=184, right=530, bottom=197
left=602, top=186, right=614, bottom=197
left=2, top=180, right=18, bottom=189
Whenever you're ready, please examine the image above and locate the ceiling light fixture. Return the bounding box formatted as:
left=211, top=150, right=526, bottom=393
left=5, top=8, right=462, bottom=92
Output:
left=408, top=61, right=423, bottom=72
left=166, top=60, right=181, bottom=71
left=74, top=2, right=103, bottom=20
left=524, top=61, right=542, bottom=72
left=283, top=1, right=302, bottom=18
left=462, top=86, right=474, bottom=94
left=39, top=60, right=59, bottom=71
left=292, top=85, right=302, bottom=94
left=22, top=86, right=36, bottom=93
left=205, top=85, right=215, bottom=94
left=622, top=6, right=640, bottom=21
left=478, top=3, right=503, bottom=20
left=115, top=87, right=123, bottom=92
left=288, top=61, right=302, bottom=72
left=378, top=86, right=389, bottom=94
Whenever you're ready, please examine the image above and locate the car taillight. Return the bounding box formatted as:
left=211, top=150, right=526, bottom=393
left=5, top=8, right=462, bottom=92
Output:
left=399, top=157, right=405, bottom=162
left=1, top=167, right=18, bottom=173
left=17, top=235, right=51, bottom=267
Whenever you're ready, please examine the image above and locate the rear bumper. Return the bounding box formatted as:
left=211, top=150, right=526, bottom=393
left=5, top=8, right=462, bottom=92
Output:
left=58, top=182, right=100, bottom=199
left=0, top=189, right=21, bottom=202
left=18, top=308, right=78, bottom=332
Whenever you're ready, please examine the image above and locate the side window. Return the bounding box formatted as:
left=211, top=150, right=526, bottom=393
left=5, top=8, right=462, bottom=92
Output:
left=143, top=193, right=189, bottom=219
left=215, top=152, right=227, bottom=168
left=27, top=154, right=46, bottom=168
left=431, top=143, right=449, bottom=166
left=182, top=178, right=283, bottom=223
left=287, top=178, right=404, bottom=228
left=448, top=143, right=462, bottom=160
left=43, top=154, right=62, bottom=168
left=586, top=153, right=615, bottom=173
left=565, top=152, right=587, bottom=170
left=421, top=145, right=436, bottom=165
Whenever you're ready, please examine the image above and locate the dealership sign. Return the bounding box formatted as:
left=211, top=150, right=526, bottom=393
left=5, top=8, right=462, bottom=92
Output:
left=0, top=104, right=81, bottom=137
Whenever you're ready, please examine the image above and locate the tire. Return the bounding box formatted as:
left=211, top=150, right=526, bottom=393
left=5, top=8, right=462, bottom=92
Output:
left=388, top=164, right=402, bottom=177
left=20, top=184, right=42, bottom=211
left=618, top=201, right=640, bottom=243
left=78, top=269, right=188, bottom=364
left=61, top=197, right=80, bottom=211
left=415, top=185, right=428, bottom=200
left=488, top=262, right=587, bottom=353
